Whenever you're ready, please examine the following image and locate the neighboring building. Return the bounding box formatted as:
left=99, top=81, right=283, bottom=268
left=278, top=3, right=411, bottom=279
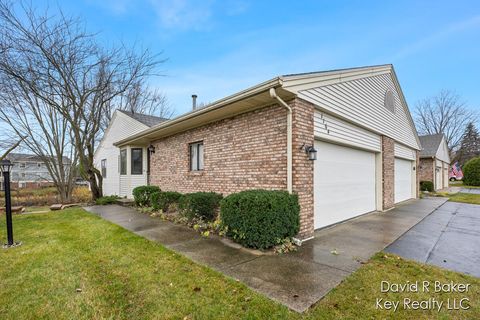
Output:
left=112, top=64, right=421, bottom=241
left=0, top=153, right=66, bottom=189
left=94, top=110, right=167, bottom=197
left=418, top=134, right=451, bottom=190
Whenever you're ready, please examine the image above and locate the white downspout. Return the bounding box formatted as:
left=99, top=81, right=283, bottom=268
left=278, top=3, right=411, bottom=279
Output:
left=269, top=88, right=293, bottom=193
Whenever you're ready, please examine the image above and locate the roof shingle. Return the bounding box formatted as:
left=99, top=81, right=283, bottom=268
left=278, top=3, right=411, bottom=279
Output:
left=118, top=110, right=168, bottom=127
left=419, top=134, right=444, bottom=158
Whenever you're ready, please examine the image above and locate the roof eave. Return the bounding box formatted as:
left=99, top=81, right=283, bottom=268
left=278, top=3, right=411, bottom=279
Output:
left=114, top=77, right=284, bottom=147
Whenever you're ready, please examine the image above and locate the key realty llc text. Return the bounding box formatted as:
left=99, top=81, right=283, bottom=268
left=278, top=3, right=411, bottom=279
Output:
left=375, top=280, right=472, bottom=312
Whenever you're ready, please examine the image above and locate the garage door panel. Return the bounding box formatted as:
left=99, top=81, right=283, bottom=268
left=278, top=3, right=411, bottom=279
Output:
left=394, top=158, right=413, bottom=203
left=314, top=140, right=376, bottom=229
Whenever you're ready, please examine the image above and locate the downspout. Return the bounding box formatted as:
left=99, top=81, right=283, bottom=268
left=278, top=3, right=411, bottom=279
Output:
left=269, top=88, right=293, bottom=193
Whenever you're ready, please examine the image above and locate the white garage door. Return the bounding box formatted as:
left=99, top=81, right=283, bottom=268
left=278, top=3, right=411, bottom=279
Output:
left=443, top=166, right=449, bottom=188
left=314, top=140, right=376, bottom=229
left=435, top=166, right=442, bottom=190
left=394, top=158, right=413, bottom=203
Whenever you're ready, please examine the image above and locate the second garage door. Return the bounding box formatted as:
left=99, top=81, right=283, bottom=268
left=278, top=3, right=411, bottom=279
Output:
left=394, top=158, right=413, bottom=203
left=314, top=140, right=377, bottom=229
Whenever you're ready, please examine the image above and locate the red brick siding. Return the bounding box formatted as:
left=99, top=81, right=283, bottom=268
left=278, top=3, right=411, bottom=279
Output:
left=291, top=98, right=315, bottom=239
left=382, top=136, right=395, bottom=210
left=150, top=104, right=288, bottom=194
left=418, top=158, right=434, bottom=184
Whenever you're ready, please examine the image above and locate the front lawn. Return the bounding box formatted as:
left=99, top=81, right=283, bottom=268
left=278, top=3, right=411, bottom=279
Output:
left=448, top=193, right=480, bottom=205
left=0, top=209, right=478, bottom=319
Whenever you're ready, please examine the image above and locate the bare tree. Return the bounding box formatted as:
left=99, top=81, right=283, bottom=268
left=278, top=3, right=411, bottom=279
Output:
left=0, top=136, right=24, bottom=160
left=415, top=89, right=478, bottom=154
left=0, top=1, right=163, bottom=200
left=103, top=81, right=174, bottom=130
left=0, top=80, right=77, bottom=202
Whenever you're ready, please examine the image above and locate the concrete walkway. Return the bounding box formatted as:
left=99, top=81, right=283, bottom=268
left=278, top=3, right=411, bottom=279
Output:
left=386, top=201, right=480, bottom=277
left=84, top=197, right=447, bottom=313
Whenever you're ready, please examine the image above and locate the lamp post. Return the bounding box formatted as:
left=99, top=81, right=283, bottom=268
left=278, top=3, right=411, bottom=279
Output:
left=1, top=159, right=14, bottom=247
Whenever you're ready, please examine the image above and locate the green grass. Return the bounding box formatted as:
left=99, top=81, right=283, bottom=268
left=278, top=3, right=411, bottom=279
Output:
left=448, top=193, right=480, bottom=205
left=0, top=209, right=478, bottom=319
left=449, top=180, right=480, bottom=188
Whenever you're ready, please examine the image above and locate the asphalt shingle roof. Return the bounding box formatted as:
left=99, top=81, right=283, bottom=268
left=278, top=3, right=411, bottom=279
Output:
left=118, top=110, right=168, bottom=127
left=419, top=134, right=444, bottom=158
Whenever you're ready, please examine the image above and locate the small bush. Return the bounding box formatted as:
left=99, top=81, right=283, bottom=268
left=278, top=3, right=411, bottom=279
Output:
left=420, top=181, right=434, bottom=192
left=132, top=186, right=161, bottom=206
left=95, top=195, right=120, bottom=205
left=152, top=191, right=184, bottom=212
left=220, top=190, right=300, bottom=250
left=179, top=192, right=223, bottom=221
left=463, top=157, right=480, bottom=186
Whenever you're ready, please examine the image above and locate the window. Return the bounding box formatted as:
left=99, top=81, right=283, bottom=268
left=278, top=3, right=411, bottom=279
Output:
left=120, top=149, right=127, bottom=175
left=20, top=163, right=26, bottom=169
left=101, top=159, right=107, bottom=178
left=37, top=163, right=42, bottom=168
left=131, top=148, right=143, bottom=175
left=189, top=141, right=204, bottom=171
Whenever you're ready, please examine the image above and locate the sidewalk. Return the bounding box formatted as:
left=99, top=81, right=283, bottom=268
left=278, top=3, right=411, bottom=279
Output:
left=84, top=197, right=447, bottom=312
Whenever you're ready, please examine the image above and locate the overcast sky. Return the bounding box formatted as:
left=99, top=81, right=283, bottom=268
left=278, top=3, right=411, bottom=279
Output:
left=22, top=0, right=480, bottom=116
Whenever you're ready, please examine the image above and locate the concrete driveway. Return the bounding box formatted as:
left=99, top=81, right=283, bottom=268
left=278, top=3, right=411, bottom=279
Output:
left=85, top=197, right=446, bottom=312
left=386, top=201, right=480, bottom=277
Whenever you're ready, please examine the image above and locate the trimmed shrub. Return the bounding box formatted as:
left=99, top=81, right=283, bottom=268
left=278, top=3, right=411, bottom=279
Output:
left=419, top=181, right=434, bottom=192
left=152, top=191, right=184, bottom=212
left=463, top=157, right=480, bottom=186
left=95, top=195, right=120, bottom=205
left=220, top=190, right=300, bottom=250
left=132, top=186, right=161, bottom=206
left=179, top=192, right=223, bottom=221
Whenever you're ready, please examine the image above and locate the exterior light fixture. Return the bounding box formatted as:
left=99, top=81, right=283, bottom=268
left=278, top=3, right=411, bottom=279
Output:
left=306, top=146, right=317, bottom=161
left=0, top=159, right=18, bottom=248
left=147, top=144, right=156, bottom=154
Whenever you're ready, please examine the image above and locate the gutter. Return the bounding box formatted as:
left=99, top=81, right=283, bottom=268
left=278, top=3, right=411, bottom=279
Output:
left=269, top=88, right=293, bottom=193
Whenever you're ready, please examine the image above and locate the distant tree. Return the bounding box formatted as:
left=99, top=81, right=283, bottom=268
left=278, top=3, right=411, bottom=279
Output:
left=415, top=89, right=478, bottom=154
left=455, top=123, right=480, bottom=165
left=0, top=1, right=164, bottom=200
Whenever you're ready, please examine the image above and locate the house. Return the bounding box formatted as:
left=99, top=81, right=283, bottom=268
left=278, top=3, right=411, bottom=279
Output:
left=111, top=64, right=420, bottom=241
left=94, top=110, right=167, bottom=197
left=0, top=153, right=67, bottom=190
left=418, top=134, right=451, bottom=190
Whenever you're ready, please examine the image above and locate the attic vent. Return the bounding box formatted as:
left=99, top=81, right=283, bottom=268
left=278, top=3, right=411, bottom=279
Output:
left=384, top=90, right=395, bottom=113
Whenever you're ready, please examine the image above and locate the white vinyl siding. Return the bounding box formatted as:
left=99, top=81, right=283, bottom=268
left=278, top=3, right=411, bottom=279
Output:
left=435, top=137, right=451, bottom=164
left=394, top=143, right=416, bottom=160
left=314, top=111, right=381, bottom=152
left=298, top=73, right=420, bottom=150
left=314, top=140, right=376, bottom=229
left=394, top=158, right=414, bottom=203
left=93, top=111, right=149, bottom=197
left=119, top=146, right=148, bottom=197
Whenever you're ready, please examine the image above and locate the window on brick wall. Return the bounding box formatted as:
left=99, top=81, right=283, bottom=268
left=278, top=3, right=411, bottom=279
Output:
left=189, top=141, right=204, bottom=171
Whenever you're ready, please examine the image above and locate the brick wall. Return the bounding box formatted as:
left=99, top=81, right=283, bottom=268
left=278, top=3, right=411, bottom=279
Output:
left=150, top=104, right=288, bottom=194
left=382, top=136, right=395, bottom=210
left=149, top=98, right=316, bottom=240
left=418, top=158, right=434, bottom=183
left=291, top=98, right=315, bottom=240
